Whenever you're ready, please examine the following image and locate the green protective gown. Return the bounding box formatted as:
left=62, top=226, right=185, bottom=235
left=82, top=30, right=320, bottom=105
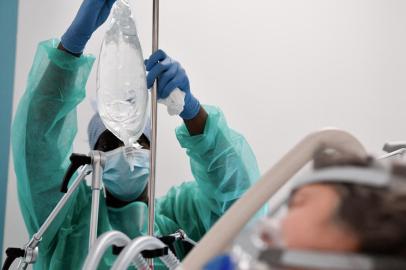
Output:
left=11, top=39, right=264, bottom=269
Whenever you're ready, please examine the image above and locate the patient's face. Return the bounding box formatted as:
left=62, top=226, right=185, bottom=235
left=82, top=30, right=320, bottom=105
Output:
left=263, top=184, right=359, bottom=252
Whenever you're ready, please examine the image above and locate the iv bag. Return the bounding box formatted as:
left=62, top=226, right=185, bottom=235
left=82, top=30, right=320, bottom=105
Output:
left=97, top=0, right=149, bottom=169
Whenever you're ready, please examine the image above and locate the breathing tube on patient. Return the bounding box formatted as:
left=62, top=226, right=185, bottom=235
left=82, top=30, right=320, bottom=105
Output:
left=97, top=0, right=149, bottom=170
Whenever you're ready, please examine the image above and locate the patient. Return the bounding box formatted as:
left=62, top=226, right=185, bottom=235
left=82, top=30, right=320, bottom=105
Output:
left=260, top=150, right=406, bottom=257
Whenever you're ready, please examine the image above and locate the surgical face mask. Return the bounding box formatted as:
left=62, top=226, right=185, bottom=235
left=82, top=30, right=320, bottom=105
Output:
left=103, top=147, right=150, bottom=201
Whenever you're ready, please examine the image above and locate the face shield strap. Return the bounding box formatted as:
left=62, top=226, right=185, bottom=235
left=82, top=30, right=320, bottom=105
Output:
left=292, top=166, right=399, bottom=191
left=268, top=164, right=406, bottom=217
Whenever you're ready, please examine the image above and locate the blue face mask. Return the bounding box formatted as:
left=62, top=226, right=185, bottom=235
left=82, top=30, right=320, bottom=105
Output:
left=103, top=147, right=150, bottom=201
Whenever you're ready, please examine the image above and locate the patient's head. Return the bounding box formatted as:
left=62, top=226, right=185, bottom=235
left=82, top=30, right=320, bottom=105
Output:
left=261, top=150, right=406, bottom=257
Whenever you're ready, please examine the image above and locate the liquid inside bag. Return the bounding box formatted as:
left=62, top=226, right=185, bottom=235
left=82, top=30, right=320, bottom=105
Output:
left=97, top=0, right=149, bottom=168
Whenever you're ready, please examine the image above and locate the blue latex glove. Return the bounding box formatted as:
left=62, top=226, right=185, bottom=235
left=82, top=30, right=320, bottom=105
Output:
left=145, top=50, right=201, bottom=120
left=203, top=255, right=235, bottom=270
left=61, top=0, right=116, bottom=54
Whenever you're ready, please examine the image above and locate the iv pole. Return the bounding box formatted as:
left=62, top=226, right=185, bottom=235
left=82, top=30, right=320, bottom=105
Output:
left=2, top=151, right=105, bottom=270
left=147, top=0, right=159, bottom=266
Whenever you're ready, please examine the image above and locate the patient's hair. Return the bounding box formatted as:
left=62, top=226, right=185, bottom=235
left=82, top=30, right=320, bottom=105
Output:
left=313, top=150, right=406, bottom=257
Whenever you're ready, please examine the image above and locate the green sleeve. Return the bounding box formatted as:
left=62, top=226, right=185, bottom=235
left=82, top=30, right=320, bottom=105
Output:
left=11, top=39, right=95, bottom=244
left=156, top=105, right=262, bottom=243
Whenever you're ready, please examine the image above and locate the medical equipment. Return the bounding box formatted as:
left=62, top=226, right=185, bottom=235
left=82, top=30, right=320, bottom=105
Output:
left=383, top=141, right=406, bottom=153
left=98, top=0, right=159, bottom=264
left=292, top=164, right=404, bottom=190
left=2, top=151, right=106, bottom=270
left=181, top=128, right=368, bottom=269
left=83, top=229, right=195, bottom=269
left=97, top=0, right=149, bottom=169
left=147, top=2, right=159, bottom=269
left=165, top=229, right=197, bottom=247
left=380, top=141, right=406, bottom=159
left=111, top=236, right=180, bottom=270
left=82, top=231, right=148, bottom=270
left=3, top=144, right=194, bottom=270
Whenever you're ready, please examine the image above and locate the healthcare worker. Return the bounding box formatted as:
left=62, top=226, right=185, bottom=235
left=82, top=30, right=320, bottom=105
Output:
left=11, top=0, right=262, bottom=269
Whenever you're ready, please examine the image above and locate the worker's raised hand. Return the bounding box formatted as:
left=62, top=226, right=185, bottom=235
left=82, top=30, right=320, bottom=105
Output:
left=145, top=50, right=201, bottom=120
left=61, top=0, right=116, bottom=54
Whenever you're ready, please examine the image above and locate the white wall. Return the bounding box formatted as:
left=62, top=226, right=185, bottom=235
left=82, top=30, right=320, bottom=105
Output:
left=4, top=0, right=406, bottom=262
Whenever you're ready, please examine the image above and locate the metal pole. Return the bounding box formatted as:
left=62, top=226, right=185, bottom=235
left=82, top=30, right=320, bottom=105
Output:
left=37, top=165, right=91, bottom=238
left=148, top=0, right=159, bottom=238
left=89, top=151, right=105, bottom=249
left=147, top=0, right=159, bottom=267
left=16, top=166, right=91, bottom=269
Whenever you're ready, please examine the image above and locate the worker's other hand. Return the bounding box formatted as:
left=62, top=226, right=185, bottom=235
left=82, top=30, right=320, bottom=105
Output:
left=61, top=0, right=116, bottom=54
left=145, top=50, right=201, bottom=120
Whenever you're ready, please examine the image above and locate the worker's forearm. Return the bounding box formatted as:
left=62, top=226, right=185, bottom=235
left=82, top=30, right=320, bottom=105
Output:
left=183, top=106, right=208, bottom=136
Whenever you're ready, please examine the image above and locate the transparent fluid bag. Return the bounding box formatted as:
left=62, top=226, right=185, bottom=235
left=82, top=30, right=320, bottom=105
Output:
left=97, top=0, right=149, bottom=169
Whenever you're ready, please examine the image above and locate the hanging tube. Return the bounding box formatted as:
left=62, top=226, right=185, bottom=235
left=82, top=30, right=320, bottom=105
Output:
left=181, top=128, right=367, bottom=269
